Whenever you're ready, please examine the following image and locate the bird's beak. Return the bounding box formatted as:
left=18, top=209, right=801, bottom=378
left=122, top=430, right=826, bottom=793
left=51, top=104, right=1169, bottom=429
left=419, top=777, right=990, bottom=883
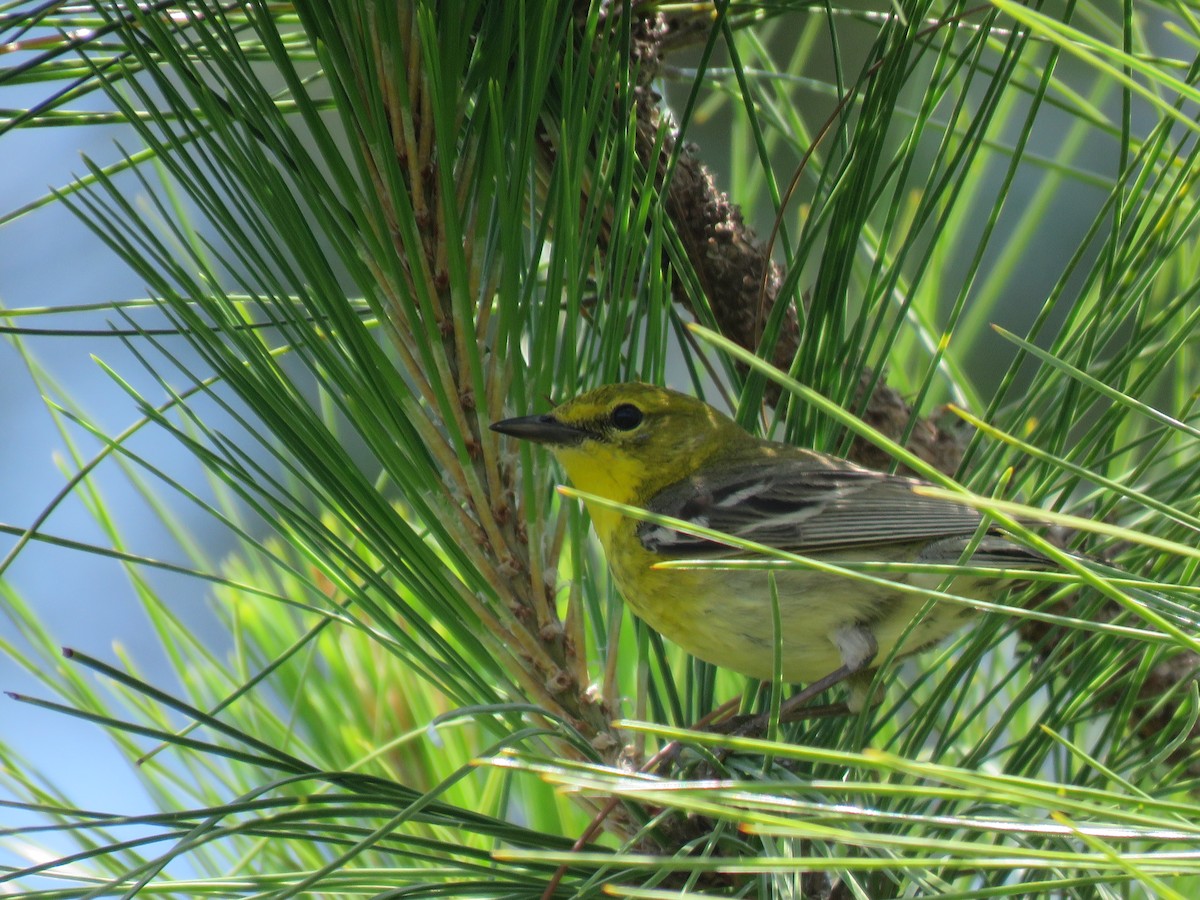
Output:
left=490, top=414, right=589, bottom=447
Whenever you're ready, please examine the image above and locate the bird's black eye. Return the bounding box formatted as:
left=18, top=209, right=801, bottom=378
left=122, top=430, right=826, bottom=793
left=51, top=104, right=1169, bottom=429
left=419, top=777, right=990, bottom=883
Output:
left=610, top=403, right=644, bottom=431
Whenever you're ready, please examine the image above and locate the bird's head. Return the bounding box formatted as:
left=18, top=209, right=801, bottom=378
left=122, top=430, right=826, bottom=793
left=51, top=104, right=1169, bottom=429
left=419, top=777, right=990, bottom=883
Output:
left=491, top=383, right=750, bottom=505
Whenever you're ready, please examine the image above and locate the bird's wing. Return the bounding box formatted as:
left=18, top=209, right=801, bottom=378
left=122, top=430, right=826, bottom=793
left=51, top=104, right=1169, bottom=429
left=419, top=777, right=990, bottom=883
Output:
left=637, top=457, right=1006, bottom=558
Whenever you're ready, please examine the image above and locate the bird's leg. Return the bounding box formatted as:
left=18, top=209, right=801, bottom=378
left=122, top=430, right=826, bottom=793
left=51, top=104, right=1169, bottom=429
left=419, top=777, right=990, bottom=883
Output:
left=776, top=664, right=860, bottom=722
left=791, top=623, right=879, bottom=718
left=720, top=625, right=879, bottom=736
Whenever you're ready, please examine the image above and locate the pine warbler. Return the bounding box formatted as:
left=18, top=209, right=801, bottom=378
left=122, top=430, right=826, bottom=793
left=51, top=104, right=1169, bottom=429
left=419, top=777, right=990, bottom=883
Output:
left=492, top=383, right=1049, bottom=713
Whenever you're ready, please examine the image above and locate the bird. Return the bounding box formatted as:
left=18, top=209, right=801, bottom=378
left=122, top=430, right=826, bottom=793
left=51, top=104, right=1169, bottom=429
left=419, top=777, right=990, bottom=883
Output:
left=491, top=382, right=1051, bottom=719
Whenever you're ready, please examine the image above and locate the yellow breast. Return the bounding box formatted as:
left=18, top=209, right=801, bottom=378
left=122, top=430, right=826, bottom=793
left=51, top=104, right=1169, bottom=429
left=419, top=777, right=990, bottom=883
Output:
left=603, top=535, right=980, bottom=686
